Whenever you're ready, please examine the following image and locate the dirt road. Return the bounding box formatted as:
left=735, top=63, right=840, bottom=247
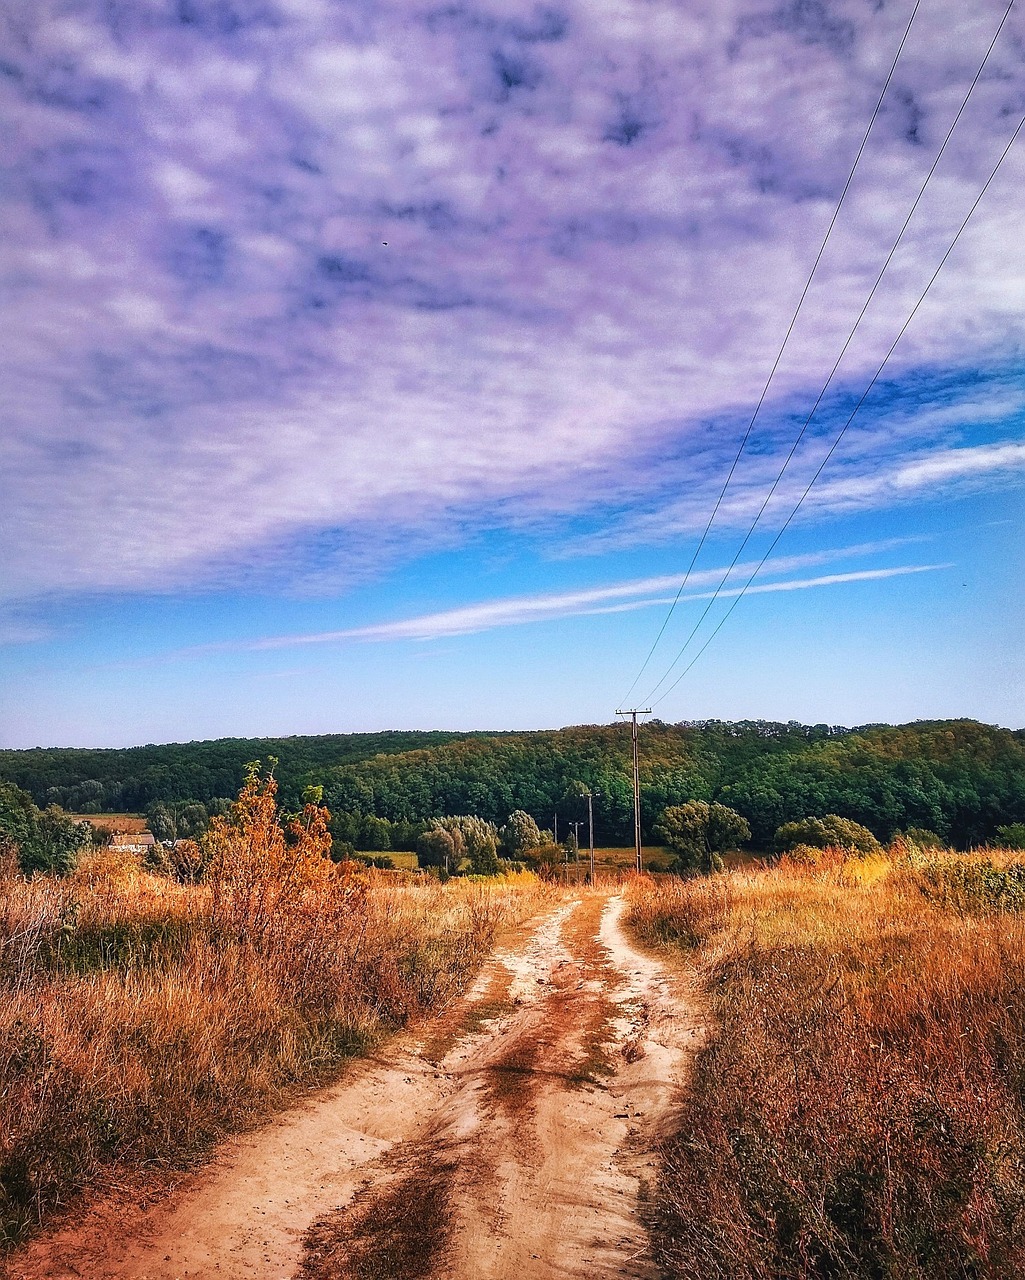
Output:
left=9, top=889, right=700, bottom=1280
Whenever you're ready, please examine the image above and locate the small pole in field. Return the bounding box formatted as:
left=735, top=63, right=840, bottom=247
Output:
left=581, top=789, right=599, bottom=884
left=568, top=820, right=583, bottom=882
left=616, top=709, right=651, bottom=874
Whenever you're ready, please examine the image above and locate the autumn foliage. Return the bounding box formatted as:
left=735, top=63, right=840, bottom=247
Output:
left=0, top=768, right=544, bottom=1247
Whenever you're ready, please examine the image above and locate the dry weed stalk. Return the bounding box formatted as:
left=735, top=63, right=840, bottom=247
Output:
left=0, top=772, right=547, bottom=1247
left=629, top=848, right=1025, bottom=1278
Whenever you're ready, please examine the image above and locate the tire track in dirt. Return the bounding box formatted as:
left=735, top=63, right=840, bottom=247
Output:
left=299, top=891, right=703, bottom=1280
left=7, top=889, right=701, bottom=1280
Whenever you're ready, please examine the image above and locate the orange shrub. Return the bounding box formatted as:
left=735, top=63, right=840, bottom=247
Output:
left=0, top=771, right=548, bottom=1246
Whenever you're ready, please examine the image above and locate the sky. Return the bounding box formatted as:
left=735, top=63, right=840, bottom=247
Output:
left=1, top=0, right=1024, bottom=748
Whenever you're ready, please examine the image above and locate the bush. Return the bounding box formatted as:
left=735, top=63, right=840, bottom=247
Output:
left=774, top=814, right=881, bottom=856
left=914, top=855, right=1025, bottom=914
left=780, top=842, right=830, bottom=867
left=996, top=823, right=1025, bottom=851
left=656, top=801, right=750, bottom=875
left=526, top=842, right=565, bottom=880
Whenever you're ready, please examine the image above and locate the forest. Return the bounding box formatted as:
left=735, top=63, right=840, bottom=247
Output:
left=1, top=719, right=1023, bottom=851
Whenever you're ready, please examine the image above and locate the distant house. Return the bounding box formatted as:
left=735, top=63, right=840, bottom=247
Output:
left=110, top=831, right=156, bottom=853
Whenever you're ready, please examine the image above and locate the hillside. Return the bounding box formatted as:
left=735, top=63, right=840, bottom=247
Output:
left=2, top=719, right=1022, bottom=848
left=316, top=719, right=1025, bottom=846
left=0, top=730, right=488, bottom=813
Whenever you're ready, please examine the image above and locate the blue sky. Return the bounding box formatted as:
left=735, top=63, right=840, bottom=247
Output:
left=1, top=0, right=1024, bottom=747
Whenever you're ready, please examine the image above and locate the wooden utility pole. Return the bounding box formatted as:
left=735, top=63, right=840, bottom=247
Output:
left=616, top=709, right=650, bottom=874
left=586, top=790, right=596, bottom=884
left=580, top=783, right=596, bottom=885
left=563, top=824, right=580, bottom=875
left=568, top=820, right=583, bottom=866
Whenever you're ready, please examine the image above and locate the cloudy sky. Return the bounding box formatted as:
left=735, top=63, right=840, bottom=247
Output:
left=1, top=0, right=1023, bottom=746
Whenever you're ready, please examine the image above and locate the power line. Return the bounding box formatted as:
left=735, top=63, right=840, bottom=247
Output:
left=649, top=109, right=1025, bottom=709
left=619, top=0, right=923, bottom=704
left=640, top=0, right=1017, bottom=705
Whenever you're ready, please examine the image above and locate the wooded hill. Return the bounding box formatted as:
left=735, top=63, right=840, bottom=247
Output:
left=0, top=730, right=488, bottom=815
left=2, top=719, right=1023, bottom=848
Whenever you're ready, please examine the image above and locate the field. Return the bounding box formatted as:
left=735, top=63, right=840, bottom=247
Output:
left=67, top=813, right=149, bottom=833
left=627, top=844, right=1025, bottom=1278
left=0, top=781, right=549, bottom=1248
left=8, top=777, right=1025, bottom=1279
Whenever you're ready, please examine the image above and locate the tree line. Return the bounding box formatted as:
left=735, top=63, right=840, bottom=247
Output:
left=316, top=719, right=1025, bottom=849
left=0, top=730, right=486, bottom=814
left=1, top=720, right=1023, bottom=855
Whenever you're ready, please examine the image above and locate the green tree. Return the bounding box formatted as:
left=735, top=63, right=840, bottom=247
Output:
left=417, top=825, right=457, bottom=871
left=499, top=810, right=542, bottom=858
left=437, top=815, right=500, bottom=874
left=0, top=780, right=38, bottom=853
left=359, top=815, right=393, bottom=852
left=0, top=782, right=88, bottom=876
left=24, top=807, right=88, bottom=876
left=774, top=814, right=881, bottom=856
left=656, top=801, right=750, bottom=874
left=146, top=801, right=177, bottom=842
left=996, top=823, right=1025, bottom=851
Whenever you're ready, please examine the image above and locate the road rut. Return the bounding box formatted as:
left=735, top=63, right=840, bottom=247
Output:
left=9, top=888, right=701, bottom=1280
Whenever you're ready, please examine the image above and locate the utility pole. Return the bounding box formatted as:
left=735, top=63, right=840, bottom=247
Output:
left=586, top=790, right=596, bottom=884
left=553, top=812, right=558, bottom=845
left=568, top=820, right=583, bottom=867
left=616, top=709, right=650, bottom=874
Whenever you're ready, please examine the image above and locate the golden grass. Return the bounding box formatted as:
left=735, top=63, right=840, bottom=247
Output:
left=0, top=832, right=549, bottom=1247
left=67, top=813, right=148, bottom=833
left=627, top=847, right=1025, bottom=1278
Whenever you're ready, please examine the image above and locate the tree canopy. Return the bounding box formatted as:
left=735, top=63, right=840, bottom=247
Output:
left=656, top=801, right=751, bottom=874
left=0, top=780, right=89, bottom=876
left=2, top=719, right=1023, bottom=852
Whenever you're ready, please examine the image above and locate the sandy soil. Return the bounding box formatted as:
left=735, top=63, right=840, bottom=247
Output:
left=7, top=889, right=701, bottom=1280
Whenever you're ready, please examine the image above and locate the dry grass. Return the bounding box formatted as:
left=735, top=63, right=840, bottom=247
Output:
left=628, top=846, right=1025, bottom=1279
left=0, top=788, right=549, bottom=1247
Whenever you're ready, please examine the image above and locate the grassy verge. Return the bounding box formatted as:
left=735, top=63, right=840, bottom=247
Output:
left=0, top=837, right=548, bottom=1248
left=627, top=846, right=1025, bottom=1278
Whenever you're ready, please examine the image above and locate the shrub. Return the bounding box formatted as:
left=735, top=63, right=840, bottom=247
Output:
left=901, top=826, right=945, bottom=850
left=914, top=854, right=1025, bottom=915
left=774, top=814, right=880, bottom=856
left=656, top=801, right=750, bottom=875
left=996, top=823, right=1025, bottom=851
left=526, top=842, right=565, bottom=880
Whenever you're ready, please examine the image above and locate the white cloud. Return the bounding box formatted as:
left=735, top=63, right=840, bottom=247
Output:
left=579, top=437, right=1025, bottom=552
left=1, top=0, right=1024, bottom=604
left=220, top=549, right=947, bottom=648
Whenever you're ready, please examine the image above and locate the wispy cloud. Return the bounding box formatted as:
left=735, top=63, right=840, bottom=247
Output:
left=218, top=555, right=948, bottom=649
left=574, top=437, right=1025, bottom=552
left=1, top=2, right=1025, bottom=603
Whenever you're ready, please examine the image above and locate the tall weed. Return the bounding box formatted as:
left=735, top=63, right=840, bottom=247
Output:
left=0, top=779, right=547, bottom=1246
left=629, top=853, right=1025, bottom=1278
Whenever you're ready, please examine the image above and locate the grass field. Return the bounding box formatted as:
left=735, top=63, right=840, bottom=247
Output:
left=627, top=844, right=1025, bottom=1278
left=0, top=778, right=549, bottom=1247
left=67, top=812, right=149, bottom=833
